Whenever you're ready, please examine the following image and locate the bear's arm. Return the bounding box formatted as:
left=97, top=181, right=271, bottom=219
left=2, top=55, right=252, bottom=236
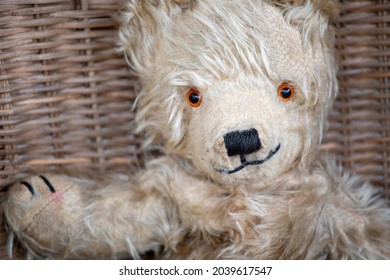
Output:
left=2, top=169, right=183, bottom=259
left=2, top=156, right=238, bottom=259
left=279, top=156, right=390, bottom=259
left=313, top=175, right=390, bottom=259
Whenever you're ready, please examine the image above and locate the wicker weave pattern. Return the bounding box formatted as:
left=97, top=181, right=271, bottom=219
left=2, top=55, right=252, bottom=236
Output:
left=322, top=0, right=390, bottom=198
left=0, top=0, right=389, bottom=259
left=1, top=0, right=140, bottom=188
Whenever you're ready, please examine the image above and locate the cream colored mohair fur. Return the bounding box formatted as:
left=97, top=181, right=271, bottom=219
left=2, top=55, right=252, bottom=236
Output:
left=1, top=0, right=390, bottom=259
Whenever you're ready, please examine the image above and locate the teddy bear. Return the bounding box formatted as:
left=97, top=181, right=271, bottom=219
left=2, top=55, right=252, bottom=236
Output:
left=1, top=0, right=390, bottom=259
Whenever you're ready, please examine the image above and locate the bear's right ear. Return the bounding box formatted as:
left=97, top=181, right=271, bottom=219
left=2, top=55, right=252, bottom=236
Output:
left=119, top=0, right=195, bottom=75
left=270, top=0, right=341, bottom=20
left=267, top=0, right=341, bottom=48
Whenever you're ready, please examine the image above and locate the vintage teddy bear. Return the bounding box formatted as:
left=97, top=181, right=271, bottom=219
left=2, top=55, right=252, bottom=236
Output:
left=1, top=0, right=390, bottom=259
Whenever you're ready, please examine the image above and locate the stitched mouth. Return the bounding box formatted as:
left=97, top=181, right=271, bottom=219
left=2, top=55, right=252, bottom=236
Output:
left=216, top=144, right=281, bottom=174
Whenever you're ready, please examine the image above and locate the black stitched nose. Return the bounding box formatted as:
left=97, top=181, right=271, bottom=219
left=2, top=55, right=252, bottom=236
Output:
left=224, top=128, right=262, bottom=157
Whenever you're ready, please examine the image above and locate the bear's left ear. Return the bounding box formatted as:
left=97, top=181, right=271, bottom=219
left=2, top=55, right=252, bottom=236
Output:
left=119, top=0, right=196, bottom=76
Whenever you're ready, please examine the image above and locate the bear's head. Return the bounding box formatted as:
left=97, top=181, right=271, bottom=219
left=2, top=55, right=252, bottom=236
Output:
left=120, top=0, right=340, bottom=188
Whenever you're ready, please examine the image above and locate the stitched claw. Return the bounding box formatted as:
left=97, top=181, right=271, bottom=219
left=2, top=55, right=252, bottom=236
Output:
left=21, top=181, right=35, bottom=195
left=39, top=175, right=56, bottom=193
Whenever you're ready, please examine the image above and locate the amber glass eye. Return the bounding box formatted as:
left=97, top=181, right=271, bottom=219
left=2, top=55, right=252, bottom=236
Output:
left=278, top=83, right=295, bottom=101
left=186, top=88, right=202, bottom=107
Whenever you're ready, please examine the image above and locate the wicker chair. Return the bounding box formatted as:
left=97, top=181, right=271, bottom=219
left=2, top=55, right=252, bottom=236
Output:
left=0, top=0, right=389, bottom=259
